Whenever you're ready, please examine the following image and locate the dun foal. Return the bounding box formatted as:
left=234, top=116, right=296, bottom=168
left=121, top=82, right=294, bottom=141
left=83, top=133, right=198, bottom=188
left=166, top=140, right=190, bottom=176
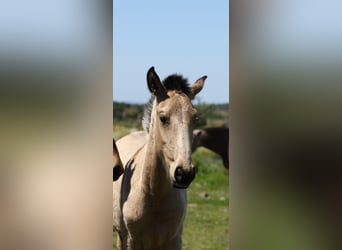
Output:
left=113, top=67, right=206, bottom=249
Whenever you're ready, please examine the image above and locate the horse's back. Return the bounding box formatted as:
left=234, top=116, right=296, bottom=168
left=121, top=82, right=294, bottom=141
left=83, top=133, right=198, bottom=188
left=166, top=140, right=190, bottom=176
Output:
left=116, top=130, right=147, bottom=166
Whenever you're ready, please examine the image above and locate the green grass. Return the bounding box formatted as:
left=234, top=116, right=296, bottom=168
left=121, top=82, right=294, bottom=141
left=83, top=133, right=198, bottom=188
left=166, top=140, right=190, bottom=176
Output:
left=183, top=148, right=229, bottom=250
left=113, top=148, right=229, bottom=249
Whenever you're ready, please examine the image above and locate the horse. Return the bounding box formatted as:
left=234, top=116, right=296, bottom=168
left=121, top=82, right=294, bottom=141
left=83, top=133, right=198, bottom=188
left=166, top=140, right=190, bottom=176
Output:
left=113, top=139, right=124, bottom=181
left=113, top=67, right=206, bottom=249
left=192, top=127, right=229, bottom=169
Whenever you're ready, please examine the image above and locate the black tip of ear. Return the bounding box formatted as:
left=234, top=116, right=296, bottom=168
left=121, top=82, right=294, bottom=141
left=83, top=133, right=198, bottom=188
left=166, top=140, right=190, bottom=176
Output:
left=147, top=66, right=155, bottom=76
left=147, top=67, right=157, bottom=85
left=202, top=76, right=208, bottom=81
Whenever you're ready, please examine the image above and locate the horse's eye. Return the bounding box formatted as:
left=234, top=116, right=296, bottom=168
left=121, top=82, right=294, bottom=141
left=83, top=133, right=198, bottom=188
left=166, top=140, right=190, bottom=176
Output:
left=159, top=115, right=169, bottom=125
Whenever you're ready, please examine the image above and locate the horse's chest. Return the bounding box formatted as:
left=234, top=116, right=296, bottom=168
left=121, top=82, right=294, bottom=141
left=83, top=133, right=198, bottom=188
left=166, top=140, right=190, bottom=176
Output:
left=122, top=192, right=186, bottom=242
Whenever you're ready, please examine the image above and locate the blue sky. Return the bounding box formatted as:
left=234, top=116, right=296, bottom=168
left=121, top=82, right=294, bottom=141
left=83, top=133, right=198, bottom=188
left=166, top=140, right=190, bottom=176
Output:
left=113, top=1, right=229, bottom=104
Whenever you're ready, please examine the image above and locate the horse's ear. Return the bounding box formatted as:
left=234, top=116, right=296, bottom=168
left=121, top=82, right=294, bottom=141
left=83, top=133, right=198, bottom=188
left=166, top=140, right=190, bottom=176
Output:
left=189, top=76, right=207, bottom=100
left=147, top=67, right=168, bottom=101
left=194, top=130, right=202, bottom=137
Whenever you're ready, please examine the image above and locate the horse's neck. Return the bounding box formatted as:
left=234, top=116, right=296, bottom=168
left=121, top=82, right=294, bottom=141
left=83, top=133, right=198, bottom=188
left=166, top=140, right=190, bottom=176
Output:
left=140, top=134, right=170, bottom=196
left=201, top=132, right=228, bottom=157
left=140, top=102, right=172, bottom=196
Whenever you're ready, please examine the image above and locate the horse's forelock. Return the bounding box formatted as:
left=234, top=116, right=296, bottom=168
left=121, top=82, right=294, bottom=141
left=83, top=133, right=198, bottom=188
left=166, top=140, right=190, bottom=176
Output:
left=162, top=74, right=191, bottom=97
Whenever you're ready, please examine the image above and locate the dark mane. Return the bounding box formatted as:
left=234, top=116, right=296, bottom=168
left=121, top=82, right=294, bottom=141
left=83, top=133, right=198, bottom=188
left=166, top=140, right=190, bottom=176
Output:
left=142, top=74, right=191, bottom=133
left=162, top=74, right=190, bottom=95
left=142, top=96, right=154, bottom=133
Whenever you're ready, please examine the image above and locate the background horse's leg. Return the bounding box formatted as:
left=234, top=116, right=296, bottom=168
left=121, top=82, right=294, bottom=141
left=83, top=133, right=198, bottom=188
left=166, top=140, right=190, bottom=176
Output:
left=126, top=237, right=138, bottom=250
left=166, top=229, right=182, bottom=250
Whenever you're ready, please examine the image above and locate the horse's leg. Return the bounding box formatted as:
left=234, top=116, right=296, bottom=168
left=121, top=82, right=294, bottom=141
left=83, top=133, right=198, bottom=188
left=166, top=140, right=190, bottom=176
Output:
left=166, top=237, right=182, bottom=250
left=115, top=230, right=128, bottom=250
left=165, top=229, right=182, bottom=250
left=126, top=238, right=140, bottom=250
left=116, top=234, right=122, bottom=250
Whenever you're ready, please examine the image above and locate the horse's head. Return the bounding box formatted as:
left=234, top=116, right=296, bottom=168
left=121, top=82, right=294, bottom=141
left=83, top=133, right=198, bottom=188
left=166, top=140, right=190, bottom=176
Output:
left=146, top=67, right=206, bottom=189
left=113, top=139, right=124, bottom=181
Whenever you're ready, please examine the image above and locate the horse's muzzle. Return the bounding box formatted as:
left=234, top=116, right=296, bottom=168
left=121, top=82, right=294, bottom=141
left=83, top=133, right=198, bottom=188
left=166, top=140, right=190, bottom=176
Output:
left=173, top=166, right=196, bottom=189
left=113, top=164, right=124, bottom=181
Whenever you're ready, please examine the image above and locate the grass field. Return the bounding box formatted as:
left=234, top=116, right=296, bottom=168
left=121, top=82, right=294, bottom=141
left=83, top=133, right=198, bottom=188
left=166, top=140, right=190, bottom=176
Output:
left=113, top=148, right=229, bottom=249
left=183, top=148, right=229, bottom=249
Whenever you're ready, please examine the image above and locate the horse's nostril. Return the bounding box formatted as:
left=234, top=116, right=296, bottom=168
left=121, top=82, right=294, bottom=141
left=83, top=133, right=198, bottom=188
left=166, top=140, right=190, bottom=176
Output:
left=176, top=167, right=183, bottom=175
left=175, top=167, right=183, bottom=181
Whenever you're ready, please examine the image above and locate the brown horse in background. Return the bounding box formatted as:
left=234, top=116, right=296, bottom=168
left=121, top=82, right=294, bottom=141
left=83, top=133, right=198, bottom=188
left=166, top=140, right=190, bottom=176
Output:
left=113, top=139, right=124, bottom=181
left=113, top=67, right=206, bottom=249
left=192, top=127, right=229, bottom=169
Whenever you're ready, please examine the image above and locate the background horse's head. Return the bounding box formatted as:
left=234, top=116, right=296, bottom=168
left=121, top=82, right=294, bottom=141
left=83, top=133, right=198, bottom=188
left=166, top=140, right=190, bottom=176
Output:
left=113, top=139, right=124, bottom=181
left=146, top=67, right=206, bottom=188
left=192, top=129, right=204, bottom=152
